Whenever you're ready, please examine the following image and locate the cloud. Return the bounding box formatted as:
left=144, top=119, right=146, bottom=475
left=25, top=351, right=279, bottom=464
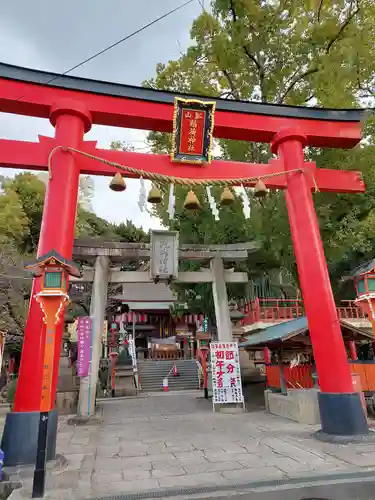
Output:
left=0, top=0, right=200, bottom=230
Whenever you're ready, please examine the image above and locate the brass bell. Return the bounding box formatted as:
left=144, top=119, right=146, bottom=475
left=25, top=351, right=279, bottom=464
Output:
left=254, top=179, right=268, bottom=198
left=147, top=184, right=162, bottom=204
left=109, top=172, right=126, bottom=192
left=220, top=186, right=235, bottom=206
left=183, top=190, right=201, bottom=210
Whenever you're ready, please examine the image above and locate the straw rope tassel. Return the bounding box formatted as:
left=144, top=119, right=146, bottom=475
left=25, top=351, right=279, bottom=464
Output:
left=240, top=185, right=251, bottom=219
left=168, top=183, right=175, bottom=220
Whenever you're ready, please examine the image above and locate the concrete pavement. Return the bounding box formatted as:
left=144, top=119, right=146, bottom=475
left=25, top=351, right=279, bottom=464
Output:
left=179, top=477, right=375, bottom=500
left=6, top=391, right=375, bottom=499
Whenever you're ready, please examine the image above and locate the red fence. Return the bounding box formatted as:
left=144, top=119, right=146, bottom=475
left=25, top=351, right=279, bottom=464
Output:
left=265, top=365, right=314, bottom=389
left=266, top=363, right=375, bottom=391
left=337, top=300, right=367, bottom=320
left=241, top=299, right=366, bottom=326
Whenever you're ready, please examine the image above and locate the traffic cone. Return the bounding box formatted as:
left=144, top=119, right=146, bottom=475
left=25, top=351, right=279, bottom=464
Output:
left=172, top=364, right=179, bottom=377
left=163, top=378, right=168, bottom=392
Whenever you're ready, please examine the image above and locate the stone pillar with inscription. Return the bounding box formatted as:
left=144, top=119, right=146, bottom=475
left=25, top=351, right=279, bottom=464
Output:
left=75, top=255, right=109, bottom=421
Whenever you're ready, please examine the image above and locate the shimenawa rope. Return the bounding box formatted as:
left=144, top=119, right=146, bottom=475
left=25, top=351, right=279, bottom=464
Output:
left=47, top=145, right=319, bottom=192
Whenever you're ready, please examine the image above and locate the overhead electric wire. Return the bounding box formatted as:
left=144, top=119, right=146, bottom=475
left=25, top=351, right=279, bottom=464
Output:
left=14, top=0, right=195, bottom=102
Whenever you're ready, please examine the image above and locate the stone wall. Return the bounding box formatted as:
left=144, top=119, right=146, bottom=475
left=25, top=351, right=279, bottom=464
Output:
left=265, top=388, right=321, bottom=425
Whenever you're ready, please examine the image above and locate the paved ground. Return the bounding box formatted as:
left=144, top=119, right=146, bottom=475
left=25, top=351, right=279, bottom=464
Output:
left=8, top=391, right=375, bottom=499
left=189, top=479, right=375, bottom=500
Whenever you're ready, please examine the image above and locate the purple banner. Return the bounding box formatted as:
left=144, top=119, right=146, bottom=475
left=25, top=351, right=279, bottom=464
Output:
left=77, top=316, right=92, bottom=377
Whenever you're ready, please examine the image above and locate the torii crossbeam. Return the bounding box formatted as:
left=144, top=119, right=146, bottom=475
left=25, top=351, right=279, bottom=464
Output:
left=0, top=62, right=369, bottom=466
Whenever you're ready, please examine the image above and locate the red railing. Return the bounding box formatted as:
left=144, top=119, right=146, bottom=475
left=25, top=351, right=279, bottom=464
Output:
left=241, top=298, right=367, bottom=326
left=266, top=363, right=375, bottom=392
left=266, top=365, right=314, bottom=389
left=336, top=300, right=367, bottom=320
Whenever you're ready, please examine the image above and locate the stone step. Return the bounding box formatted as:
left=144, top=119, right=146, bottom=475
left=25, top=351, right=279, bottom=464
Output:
left=140, top=372, right=196, bottom=376
left=140, top=375, right=197, bottom=379
left=137, top=362, right=198, bottom=367
left=138, top=359, right=199, bottom=392
left=139, top=368, right=197, bottom=371
left=139, top=372, right=198, bottom=380
left=141, top=385, right=199, bottom=391
left=139, top=370, right=197, bottom=375
left=141, top=380, right=197, bottom=384
left=141, top=384, right=197, bottom=388
left=140, top=385, right=198, bottom=391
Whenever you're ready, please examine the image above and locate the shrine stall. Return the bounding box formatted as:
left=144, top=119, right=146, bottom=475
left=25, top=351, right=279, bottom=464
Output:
left=239, top=316, right=374, bottom=424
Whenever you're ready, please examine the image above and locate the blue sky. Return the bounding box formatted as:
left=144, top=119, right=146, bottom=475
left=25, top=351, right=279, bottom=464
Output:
left=0, top=0, right=202, bottom=229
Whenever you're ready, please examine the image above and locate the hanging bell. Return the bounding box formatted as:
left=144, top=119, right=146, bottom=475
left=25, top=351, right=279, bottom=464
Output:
left=109, top=172, right=126, bottom=192
left=220, top=186, right=235, bottom=206
left=254, top=179, right=268, bottom=198
left=184, top=190, right=201, bottom=211
left=147, top=184, right=162, bottom=204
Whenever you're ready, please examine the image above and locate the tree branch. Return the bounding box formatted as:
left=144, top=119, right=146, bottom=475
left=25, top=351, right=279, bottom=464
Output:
left=228, top=0, right=266, bottom=101
left=220, top=69, right=241, bottom=99
left=228, top=2, right=261, bottom=70
left=277, top=67, right=319, bottom=104
left=5, top=300, right=24, bottom=334
left=304, top=93, right=316, bottom=103
left=357, top=76, right=375, bottom=97
left=356, top=50, right=375, bottom=97
left=317, top=0, right=325, bottom=22
left=325, top=4, right=361, bottom=54
left=278, top=1, right=361, bottom=104
left=229, top=0, right=237, bottom=22
left=241, top=45, right=262, bottom=73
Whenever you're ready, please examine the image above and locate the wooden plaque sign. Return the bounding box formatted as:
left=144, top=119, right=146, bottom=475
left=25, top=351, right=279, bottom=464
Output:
left=150, top=230, right=179, bottom=280
left=171, top=98, right=215, bottom=165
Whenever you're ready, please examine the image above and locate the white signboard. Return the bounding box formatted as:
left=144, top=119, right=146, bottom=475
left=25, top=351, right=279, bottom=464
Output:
left=128, top=336, right=137, bottom=369
left=102, top=320, right=108, bottom=344
left=210, top=341, right=244, bottom=405
left=150, top=230, right=179, bottom=280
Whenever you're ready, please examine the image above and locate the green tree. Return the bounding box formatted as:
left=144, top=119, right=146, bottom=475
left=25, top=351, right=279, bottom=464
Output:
left=0, top=243, right=29, bottom=337
left=143, top=0, right=375, bottom=308
left=0, top=172, right=148, bottom=334
left=0, top=189, right=30, bottom=247
left=2, top=173, right=45, bottom=253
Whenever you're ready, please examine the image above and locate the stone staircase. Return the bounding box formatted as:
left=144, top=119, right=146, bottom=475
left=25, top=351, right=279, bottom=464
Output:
left=138, top=359, right=199, bottom=392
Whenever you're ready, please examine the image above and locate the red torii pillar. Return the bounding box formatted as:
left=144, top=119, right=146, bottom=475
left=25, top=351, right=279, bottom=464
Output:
left=1, top=101, right=92, bottom=466
left=271, top=129, right=367, bottom=437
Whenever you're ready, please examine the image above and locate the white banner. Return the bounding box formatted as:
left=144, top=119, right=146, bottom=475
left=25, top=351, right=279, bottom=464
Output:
left=210, top=341, right=244, bottom=404
left=128, top=337, right=137, bottom=370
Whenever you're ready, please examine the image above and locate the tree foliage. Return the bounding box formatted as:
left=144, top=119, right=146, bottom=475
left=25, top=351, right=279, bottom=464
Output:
left=0, top=172, right=148, bottom=336
left=143, top=0, right=375, bottom=310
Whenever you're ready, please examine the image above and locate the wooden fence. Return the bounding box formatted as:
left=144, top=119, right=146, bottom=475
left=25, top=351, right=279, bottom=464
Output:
left=266, top=362, right=375, bottom=391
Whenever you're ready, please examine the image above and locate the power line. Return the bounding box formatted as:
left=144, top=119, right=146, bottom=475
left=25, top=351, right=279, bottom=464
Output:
left=15, top=0, right=195, bottom=102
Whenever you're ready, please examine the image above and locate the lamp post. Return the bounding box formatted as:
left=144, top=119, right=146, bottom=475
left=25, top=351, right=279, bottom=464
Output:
left=24, top=250, right=81, bottom=498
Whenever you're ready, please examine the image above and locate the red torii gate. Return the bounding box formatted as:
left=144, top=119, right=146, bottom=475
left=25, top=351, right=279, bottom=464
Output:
left=0, top=62, right=369, bottom=465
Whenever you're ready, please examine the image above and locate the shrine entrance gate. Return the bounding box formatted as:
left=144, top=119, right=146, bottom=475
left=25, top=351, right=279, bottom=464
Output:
left=0, top=62, right=368, bottom=465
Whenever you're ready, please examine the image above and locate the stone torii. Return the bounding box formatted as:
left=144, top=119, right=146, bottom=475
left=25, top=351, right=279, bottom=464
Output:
left=71, top=236, right=257, bottom=418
